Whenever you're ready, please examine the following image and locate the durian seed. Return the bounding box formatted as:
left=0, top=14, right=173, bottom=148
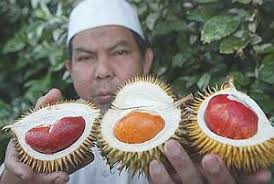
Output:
left=25, top=116, right=85, bottom=154
left=114, top=111, right=165, bottom=144
left=205, top=94, right=258, bottom=139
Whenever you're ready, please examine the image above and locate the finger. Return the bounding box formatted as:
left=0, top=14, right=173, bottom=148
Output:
left=32, top=171, right=69, bottom=184
left=149, top=160, right=174, bottom=184
left=201, top=154, right=236, bottom=184
left=236, top=169, right=272, bottom=184
left=4, top=140, right=33, bottom=180
left=35, top=88, right=62, bottom=109
left=164, top=139, right=202, bottom=184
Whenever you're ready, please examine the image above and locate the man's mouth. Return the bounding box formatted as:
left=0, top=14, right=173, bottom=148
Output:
left=94, top=93, right=113, bottom=104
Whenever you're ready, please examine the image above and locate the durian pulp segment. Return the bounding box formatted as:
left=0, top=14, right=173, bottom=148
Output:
left=103, top=78, right=181, bottom=151
left=8, top=101, right=100, bottom=172
left=113, top=79, right=175, bottom=109
left=114, top=111, right=165, bottom=144
left=196, top=87, right=274, bottom=146
left=188, top=83, right=274, bottom=173
left=102, top=107, right=180, bottom=152
left=97, top=76, right=186, bottom=175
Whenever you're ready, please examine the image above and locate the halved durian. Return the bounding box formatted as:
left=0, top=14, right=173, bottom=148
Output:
left=3, top=101, right=100, bottom=173
left=94, top=75, right=191, bottom=176
left=186, top=76, right=274, bottom=174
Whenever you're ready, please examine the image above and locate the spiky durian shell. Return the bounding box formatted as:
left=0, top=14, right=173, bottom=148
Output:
left=94, top=75, right=190, bottom=176
left=186, top=77, right=274, bottom=174
left=3, top=100, right=100, bottom=173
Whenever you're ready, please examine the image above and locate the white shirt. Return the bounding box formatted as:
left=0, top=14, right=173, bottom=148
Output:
left=0, top=146, right=149, bottom=184
left=69, top=146, right=149, bottom=184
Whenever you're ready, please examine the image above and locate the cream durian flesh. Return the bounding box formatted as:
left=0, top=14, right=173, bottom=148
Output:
left=95, top=75, right=189, bottom=176
left=187, top=77, right=274, bottom=174
left=3, top=101, right=100, bottom=173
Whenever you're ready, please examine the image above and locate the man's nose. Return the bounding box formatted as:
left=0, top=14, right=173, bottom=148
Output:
left=94, top=56, right=114, bottom=80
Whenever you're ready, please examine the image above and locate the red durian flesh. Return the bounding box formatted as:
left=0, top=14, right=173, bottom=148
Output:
left=25, top=116, right=85, bottom=154
left=205, top=94, right=258, bottom=139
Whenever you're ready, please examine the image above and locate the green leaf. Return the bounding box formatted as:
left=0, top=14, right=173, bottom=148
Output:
left=24, top=74, right=52, bottom=103
left=197, top=73, right=211, bottom=89
left=31, top=0, right=39, bottom=9
left=194, top=0, right=219, bottom=3
left=173, top=78, right=188, bottom=96
left=249, top=92, right=274, bottom=115
left=230, top=71, right=251, bottom=86
left=258, top=62, right=274, bottom=84
left=173, top=76, right=199, bottom=96
left=232, top=0, right=251, bottom=4
left=154, top=15, right=186, bottom=35
left=220, top=36, right=249, bottom=54
left=201, top=15, right=240, bottom=44
left=186, top=8, right=215, bottom=23
left=2, top=35, right=26, bottom=54
left=172, top=52, right=193, bottom=67
left=172, top=54, right=185, bottom=67
left=261, top=53, right=274, bottom=64
left=0, top=100, right=11, bottom=119
left=252, top=0, right=263, bottom=5
left=253, top=44, right=274, bottom=54
left=146, top=12, right=160, bottom=31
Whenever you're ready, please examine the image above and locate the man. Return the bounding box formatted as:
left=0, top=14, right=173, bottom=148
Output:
left=0, top=0, right=272, bottom=183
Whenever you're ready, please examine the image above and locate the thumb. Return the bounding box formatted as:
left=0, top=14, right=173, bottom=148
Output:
left=35, top=88, right=62, bottom=109
left=4, top=140, right=33, bottom=180
left=32, top=171, right=70, bottom=184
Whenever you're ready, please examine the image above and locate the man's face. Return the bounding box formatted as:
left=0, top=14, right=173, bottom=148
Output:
left=66, top=25, right=153, bottom=109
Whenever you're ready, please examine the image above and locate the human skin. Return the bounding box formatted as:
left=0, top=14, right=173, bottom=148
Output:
left=0, top=26, right=271, bottom=184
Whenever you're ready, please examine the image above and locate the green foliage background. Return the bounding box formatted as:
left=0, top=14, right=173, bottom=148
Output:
left=0, top=0, right=274, bottom=177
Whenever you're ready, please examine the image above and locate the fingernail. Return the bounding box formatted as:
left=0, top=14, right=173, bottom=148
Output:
left=150, top=160, right=162, bottom=175
left=64, top=175, right=70, bottom=182
left=165, top=140, right=181, bottom=156
left=202, top=155, right=221, bottom=174
left=260, top=171, right=272, bottom=182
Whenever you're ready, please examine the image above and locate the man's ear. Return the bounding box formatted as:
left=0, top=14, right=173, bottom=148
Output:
left=143, top=48, right=154, bottom=74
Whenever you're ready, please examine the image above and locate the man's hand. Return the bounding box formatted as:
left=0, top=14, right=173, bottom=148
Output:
left=1, top=89, right=94, bottom=184
left=149, top=139, right=272, bottom=184
left=2, top=139, right=70, bottom=184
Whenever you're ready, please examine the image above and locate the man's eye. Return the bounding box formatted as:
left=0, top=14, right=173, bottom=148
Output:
left=113, top=50, right=129, bottom=56
left=77, top=56, right=91, bottom=61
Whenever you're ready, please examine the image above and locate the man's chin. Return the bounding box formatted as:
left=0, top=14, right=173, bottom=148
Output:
left=94, top=98, right=112, bottom=113
left=98, top=103, right=111, bottom=113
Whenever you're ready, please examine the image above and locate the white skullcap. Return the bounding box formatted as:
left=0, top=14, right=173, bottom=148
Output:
left=67, top=0, right=144, bottom=45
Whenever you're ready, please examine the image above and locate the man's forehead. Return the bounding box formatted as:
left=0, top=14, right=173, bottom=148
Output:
left=71, top=26, right=136, bottom=48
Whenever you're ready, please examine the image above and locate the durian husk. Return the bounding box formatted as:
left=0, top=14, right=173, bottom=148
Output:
left=94, top=75, right=191, bottom=176
left=186, top=77, right=274, bottom=174
left=3, top=100, right=100, bottom=173
left=94, top=111, right=189, bottom=176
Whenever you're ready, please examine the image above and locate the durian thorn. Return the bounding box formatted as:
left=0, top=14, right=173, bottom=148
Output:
left=174, top=94, right=193, bottom=107
left=2, top=125, right=13, bottom=131
left=223, top=75, right=235, bottom=89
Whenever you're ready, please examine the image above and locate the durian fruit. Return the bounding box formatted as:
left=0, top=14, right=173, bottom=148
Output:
left=3, top=101, right=100, bottom=173
left=94, top=75, right=191, bottom=176
left=186, top=76, right=274, bottom=174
